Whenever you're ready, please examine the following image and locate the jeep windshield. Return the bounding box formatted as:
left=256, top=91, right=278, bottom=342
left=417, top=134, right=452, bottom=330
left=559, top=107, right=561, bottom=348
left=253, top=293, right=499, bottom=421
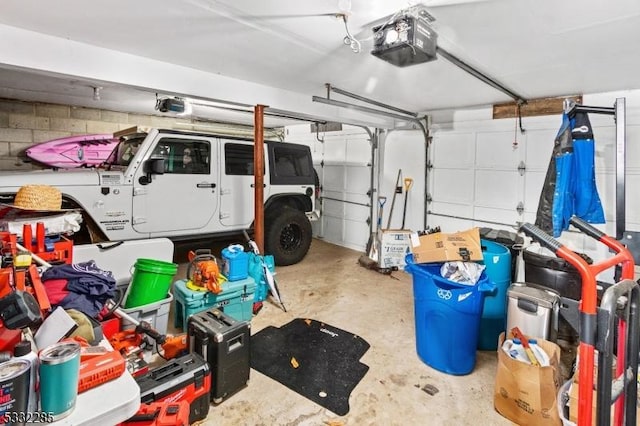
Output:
left=104, top=135, right=146, bottom=168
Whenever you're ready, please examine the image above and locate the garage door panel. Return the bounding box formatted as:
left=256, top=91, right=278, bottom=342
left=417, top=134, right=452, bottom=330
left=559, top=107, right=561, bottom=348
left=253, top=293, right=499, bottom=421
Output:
left=345, top=165, right=371, bottom=194
left=323, top=140, right=346, bottom=163
left=525, top=129, right=556, bottom=170
left=432, top=132, right=475, bottom=168
left=344, top=203, right=368, bottom=222
left=476, top=131, right=521, bottom=169
left=431, top=169, right=474, bottom=204
left=322, top=216, right=344, bottom=245
left=627, top=173, right=640, bottom=225
left=521, top=211, right=537, bottom=225
left=593, top=171, right=615, bottom=222
left=323, top=165, right=346, bottom=191
left=345, top=137, right=371, bottom=161
left=523, top=171, right=546, bottom=214
left=321, top=194, right=345, bottom=217
left=628, top=126, right=640, bottom=171
left=344, top=218, right=369, bottom=248
left=591, top=130, right=615, bottom=173
left=474, top=170, right=519, bottom=209
left=473, top=206, right=520, bottom=225
left=429, top=201, right=473, bottom=218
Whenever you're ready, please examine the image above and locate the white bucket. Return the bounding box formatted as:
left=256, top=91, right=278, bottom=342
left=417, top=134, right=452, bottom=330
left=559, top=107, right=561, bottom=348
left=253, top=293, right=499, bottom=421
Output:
left=557, top=379, right=576, bottom=426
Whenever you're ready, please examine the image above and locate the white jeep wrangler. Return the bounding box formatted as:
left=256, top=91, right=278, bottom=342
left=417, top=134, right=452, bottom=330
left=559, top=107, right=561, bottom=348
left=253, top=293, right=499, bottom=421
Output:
left=0, top=127, right=318, bottom=265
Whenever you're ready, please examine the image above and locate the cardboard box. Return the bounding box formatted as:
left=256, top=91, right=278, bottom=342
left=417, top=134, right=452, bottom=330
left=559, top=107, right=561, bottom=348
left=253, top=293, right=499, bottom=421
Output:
left=411, top=227, right=483, bottom=264
left=568, top=380, right=617, bottom=425
left=377, top=230, right=412, bottom=270
left=568, top=367, right=635, bottom=425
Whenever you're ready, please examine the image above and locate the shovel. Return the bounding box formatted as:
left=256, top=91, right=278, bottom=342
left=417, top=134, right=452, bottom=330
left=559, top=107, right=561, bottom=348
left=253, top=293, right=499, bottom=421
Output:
left=401, top=178, right=413, bottom=229
left=368, top=196, right=387, bottom=261
left=386, top=169, right=402, bottom=230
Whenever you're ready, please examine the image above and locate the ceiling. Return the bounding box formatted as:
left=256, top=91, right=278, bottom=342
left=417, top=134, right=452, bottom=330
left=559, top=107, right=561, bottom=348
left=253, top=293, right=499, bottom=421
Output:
left=0, top=0, right=639, bottom=126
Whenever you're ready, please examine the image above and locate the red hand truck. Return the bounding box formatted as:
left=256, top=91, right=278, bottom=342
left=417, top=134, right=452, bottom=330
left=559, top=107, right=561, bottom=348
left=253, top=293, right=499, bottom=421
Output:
left=520, top=217, right=638, bottom=426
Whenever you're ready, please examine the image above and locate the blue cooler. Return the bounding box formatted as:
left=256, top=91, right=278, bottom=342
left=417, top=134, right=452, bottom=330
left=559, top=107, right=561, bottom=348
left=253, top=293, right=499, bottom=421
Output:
left=173, top=277, right=256, bottom=329
left=405, top=255, right=495, bottom=375
left=477, top=239, right=511, bottom=350
left=221, top=244, right=249, bottom=281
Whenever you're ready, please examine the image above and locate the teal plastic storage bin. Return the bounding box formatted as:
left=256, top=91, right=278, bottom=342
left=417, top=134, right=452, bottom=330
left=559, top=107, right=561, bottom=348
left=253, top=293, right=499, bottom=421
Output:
left=173, top=276, right=256, bottom=329
left=248, top=253, right=275, bottom=302
left=405, top=254, right=495, bottom=375
left=478, top=239, right=511, bottom=350
left=221, top=244, right=249, bottom=281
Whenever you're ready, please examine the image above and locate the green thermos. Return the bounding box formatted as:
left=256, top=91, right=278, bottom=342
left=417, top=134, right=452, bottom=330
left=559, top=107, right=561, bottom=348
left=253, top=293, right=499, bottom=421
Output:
left=39, top=342, right=81, bottom=421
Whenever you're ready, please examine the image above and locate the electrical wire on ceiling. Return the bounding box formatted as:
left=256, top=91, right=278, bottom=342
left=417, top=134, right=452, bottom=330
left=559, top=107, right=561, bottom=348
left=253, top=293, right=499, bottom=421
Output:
left=341, top=14, right=361, bottom=53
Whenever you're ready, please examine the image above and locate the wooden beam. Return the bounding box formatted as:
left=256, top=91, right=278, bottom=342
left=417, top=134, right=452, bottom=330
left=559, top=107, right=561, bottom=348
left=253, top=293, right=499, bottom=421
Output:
left=493, top=95, right=583, bottom=119
left=254, top=104, right=266, bottom=253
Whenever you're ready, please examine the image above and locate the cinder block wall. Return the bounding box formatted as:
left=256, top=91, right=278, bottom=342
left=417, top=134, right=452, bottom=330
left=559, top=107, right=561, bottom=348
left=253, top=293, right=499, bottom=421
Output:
left=0, top=97, right=225, bottom=171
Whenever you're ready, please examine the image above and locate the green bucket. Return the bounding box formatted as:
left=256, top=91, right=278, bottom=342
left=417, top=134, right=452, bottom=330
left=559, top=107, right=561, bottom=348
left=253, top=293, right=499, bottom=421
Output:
left=124, top=258, right=178, bottom=309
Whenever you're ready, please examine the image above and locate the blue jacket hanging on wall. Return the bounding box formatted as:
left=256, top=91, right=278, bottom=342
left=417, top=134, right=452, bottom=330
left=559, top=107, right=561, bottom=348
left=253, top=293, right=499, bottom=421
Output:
left=551, top=111, right=605, bottom=237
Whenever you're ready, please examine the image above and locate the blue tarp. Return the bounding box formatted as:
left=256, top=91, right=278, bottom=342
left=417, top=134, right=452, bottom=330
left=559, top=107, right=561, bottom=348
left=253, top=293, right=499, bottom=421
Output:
left=550, top=111, right=605, bottom=237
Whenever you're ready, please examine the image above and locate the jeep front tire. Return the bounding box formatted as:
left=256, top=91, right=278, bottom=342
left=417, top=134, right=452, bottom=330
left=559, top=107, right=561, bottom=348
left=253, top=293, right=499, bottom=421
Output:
left=265, top=207, right=312, bottom=266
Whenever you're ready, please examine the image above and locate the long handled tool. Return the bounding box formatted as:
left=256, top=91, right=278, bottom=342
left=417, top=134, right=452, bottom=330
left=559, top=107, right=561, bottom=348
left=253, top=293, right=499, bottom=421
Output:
left=385, top=169, right=402, bottom=230
left=401, top=178, right=413, bottom=229
left=367, top=196, right=387, bottom=261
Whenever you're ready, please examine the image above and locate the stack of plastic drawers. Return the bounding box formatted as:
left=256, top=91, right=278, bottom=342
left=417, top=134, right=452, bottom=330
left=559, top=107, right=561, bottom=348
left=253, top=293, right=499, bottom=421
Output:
left=173, top=245, right=255, bottom=330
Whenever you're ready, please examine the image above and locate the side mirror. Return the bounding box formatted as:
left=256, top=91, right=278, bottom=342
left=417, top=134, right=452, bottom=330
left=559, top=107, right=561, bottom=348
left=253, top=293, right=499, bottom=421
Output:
left=140, top=158, right=165, bottom=185
left=144, top=158, right=166, bottom=175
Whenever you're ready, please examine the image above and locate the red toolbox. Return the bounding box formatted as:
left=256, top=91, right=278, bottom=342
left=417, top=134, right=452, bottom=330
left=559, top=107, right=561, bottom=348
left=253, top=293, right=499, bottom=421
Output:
left=118, top=401, right=190, bottom=426
left=135, top=353, right=211, bottom=424
left=187, top=308, right=250, bottom=403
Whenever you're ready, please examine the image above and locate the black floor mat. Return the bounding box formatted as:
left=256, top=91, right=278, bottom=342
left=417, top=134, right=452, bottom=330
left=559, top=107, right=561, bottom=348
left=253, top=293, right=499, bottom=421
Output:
left=250, top=318, right=370, bottom=416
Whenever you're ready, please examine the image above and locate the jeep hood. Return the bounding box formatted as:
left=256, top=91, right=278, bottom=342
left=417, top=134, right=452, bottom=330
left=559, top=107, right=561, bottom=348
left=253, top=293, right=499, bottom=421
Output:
left=0, top=169, right=101, bottom=191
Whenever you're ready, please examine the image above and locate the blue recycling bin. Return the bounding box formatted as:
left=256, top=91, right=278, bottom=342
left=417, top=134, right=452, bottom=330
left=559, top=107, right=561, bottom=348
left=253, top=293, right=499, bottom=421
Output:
left=477, top=239, right=511, bottom=350
left=405, top=254, right=495, bottom=375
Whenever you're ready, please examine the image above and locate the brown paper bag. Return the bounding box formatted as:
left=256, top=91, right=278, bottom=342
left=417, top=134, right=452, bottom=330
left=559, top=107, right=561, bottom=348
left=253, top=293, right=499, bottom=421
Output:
left=494, top=333, right=562, bottom=425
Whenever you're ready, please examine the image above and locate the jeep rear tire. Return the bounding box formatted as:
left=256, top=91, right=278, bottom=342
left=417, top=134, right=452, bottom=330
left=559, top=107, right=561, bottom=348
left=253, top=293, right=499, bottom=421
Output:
left=265, top=207, right=312, bottom=266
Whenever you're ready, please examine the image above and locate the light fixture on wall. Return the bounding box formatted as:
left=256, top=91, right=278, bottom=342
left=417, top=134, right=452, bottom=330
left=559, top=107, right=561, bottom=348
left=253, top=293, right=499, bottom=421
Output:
left=92, top=86, right=102, bottom=101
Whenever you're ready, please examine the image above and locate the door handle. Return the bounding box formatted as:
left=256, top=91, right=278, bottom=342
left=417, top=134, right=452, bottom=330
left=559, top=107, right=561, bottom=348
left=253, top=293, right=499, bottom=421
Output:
left=197, top=183, right=216, bottom=188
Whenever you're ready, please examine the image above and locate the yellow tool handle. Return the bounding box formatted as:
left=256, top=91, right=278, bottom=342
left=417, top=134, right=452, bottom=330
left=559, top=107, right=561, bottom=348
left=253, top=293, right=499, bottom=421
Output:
left=403, top=178, right=413, bottom=192
left=511, top=326, right=540, bottom=366
left=523, top=347, right=540, bottom=367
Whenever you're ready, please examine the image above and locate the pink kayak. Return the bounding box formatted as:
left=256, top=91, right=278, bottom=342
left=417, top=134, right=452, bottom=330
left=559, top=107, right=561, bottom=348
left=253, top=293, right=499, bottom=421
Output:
left=25, top=134, right=119, bottom=168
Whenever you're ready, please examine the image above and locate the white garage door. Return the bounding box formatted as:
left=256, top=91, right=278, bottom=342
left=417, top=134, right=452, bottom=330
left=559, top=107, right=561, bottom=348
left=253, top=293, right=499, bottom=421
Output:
left=285, top=125, right=373, bottom=252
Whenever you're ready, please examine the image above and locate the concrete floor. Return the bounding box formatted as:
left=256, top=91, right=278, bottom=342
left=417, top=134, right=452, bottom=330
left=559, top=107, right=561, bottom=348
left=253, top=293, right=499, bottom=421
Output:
left=171, top=238, right=513, bottom=426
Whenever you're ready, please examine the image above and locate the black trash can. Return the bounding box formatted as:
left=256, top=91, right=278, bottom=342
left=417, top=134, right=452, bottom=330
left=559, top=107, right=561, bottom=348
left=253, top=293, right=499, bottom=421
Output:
left=522, top=244, right=584, bottom=342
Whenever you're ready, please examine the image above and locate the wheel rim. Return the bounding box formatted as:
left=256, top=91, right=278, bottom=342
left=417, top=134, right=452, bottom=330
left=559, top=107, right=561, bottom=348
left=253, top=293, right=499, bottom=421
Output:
left=280, top=223, right=302, bottom=253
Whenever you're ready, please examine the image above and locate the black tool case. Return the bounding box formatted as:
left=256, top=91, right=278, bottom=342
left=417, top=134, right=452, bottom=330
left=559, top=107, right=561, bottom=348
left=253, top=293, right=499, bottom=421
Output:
left=187, top=308, right=251, bottom=403
left=136, top=353, right=211, bottom=424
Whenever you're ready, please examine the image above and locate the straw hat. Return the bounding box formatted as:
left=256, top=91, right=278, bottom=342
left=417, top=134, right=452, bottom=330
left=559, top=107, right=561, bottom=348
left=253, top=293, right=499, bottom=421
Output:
left=9, top=184, right=67, bottom=211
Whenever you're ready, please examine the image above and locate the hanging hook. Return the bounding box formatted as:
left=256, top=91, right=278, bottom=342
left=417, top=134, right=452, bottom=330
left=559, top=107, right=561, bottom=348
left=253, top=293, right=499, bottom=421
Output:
left=316, top=124, right=325, bottom=143
left=517, top=102, right=526, bottom=134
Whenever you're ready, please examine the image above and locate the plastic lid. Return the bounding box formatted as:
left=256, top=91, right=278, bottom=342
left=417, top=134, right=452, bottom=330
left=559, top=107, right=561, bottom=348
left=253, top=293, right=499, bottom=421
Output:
left=512, top=338, right=521, bottom=344
left=529, top=339, right=538, bottom=344
left=14, top=340, right=32, bottom=357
